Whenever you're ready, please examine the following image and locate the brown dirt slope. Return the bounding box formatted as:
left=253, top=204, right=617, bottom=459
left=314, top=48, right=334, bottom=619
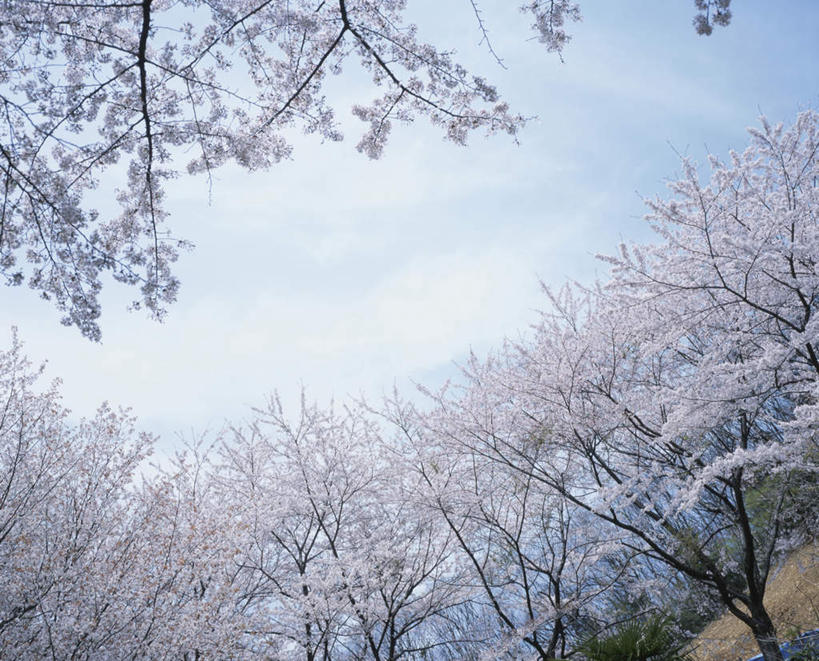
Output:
left=691, top=541, right=819, bottom=661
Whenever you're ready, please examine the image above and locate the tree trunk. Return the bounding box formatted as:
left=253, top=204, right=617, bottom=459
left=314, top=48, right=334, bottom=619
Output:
left=750, top=610, right=783, bottom=661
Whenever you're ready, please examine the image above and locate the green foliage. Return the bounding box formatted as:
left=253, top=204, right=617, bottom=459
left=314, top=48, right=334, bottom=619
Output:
left=577, top=614, right=692, bottom=661
left=791, top=649, right=819, bottom=661
left=594, top=548, right=720, bottom=638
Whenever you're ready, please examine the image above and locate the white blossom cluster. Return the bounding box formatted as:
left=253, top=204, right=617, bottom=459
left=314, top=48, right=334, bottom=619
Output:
left=0, top=0, right=733, bottom=341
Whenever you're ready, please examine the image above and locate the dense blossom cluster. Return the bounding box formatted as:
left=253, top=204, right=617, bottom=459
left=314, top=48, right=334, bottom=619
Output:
left=0, top=111, right=814, bottom=660
left=0, top=0, right=538, bottom=340
left=419, top=111, right=818, bottom=661
left=0, top=0, right=732, bottom=340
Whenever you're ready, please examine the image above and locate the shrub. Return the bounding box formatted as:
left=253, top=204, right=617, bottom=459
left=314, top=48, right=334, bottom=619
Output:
left=578, top=614, right=692, bottom=661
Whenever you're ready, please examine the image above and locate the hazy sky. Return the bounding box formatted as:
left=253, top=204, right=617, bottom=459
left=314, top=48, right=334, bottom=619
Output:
left=5, top=1, right=819, bottom=450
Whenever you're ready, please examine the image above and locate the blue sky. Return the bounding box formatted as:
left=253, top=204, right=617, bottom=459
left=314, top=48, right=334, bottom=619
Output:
left=5, top=1, right=819, bottom=449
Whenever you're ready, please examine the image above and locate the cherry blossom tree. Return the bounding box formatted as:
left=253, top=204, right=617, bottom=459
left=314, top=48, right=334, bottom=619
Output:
left=420, top=111, right=818, bottom=661
left=692, top=0, right=732, bottom=35
left=220, top=395, right=470, bottom=659
left=0, top=0, right=732, bottom=340
left=132, top=438, right=251, bottom=658
left=0, top=0, right=533, bottom=340
left=0, top=336, right=249, bottom=658
left=0, top=336, right=158, bottom=656
left=594, top=109, right=819, bottom=660
left=382, top=394, right=632, bottom=660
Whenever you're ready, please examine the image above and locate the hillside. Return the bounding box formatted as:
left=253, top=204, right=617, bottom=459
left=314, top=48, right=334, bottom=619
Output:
left=691, top=542, right=819, bottom=661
